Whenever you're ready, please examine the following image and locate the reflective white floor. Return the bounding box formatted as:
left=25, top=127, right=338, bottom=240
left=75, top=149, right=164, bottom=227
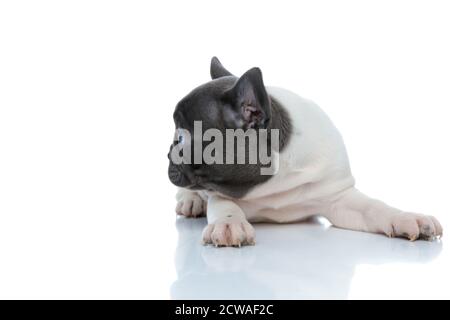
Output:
left=171, top=216, right=446, bottom=300
left=2, top=0, right=450, bottom=301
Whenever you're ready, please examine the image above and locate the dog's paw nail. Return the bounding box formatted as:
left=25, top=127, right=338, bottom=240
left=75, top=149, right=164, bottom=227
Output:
left=175, top=192, right=206, bottom=218
left=202, top=220, right=255, bottom=248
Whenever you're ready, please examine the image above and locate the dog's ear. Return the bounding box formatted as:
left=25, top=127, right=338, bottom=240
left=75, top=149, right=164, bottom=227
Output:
left=224, top=67, right=271, bottom=129
left=210, top=56, right=234, bottom=79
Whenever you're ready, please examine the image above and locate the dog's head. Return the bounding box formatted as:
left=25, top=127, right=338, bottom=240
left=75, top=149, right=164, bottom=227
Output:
left=167, top=57, right=286, bottom=198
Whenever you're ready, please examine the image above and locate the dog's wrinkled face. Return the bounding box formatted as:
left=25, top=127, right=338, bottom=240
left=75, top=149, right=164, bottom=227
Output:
left=167, top=57, right=275, bottom=198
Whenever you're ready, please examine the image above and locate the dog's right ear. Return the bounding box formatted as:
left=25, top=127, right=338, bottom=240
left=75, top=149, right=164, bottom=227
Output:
left=210, top=57, right=234, bottom=79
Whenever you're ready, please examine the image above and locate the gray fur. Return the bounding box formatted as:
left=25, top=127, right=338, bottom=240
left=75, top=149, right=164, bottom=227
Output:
left=210, top=56, right=234, bottom=79
left=168, top=58, right=292, bottom=198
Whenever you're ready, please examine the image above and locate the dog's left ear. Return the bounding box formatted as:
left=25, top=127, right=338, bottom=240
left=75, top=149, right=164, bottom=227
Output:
left=210, top=57, right=234, bottom=79
left=224, top=67, right=271, bottom=129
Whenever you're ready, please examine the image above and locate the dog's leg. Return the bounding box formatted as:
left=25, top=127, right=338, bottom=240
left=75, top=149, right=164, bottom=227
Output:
left=202, top=195, right=255, bottom=247
left=175, top=188, right=206, bottom=218
left=323, top=187, right=443, bottom=241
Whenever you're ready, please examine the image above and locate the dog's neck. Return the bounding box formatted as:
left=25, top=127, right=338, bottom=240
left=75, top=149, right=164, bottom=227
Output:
left=268, top=95, right=292, bottom=152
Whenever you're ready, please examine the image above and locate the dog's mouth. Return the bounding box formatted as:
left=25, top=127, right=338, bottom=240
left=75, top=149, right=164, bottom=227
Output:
left=167, top=141, right=207, bottom=189
left=168, top=162, right=192, bottom=188
left=168, top=142, right=191, bottom=188
left=168, top=160, right=207, bottom=190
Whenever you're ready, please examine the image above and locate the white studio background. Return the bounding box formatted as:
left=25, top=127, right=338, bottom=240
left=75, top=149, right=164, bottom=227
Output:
left=0, top=0, right=449, bottom=299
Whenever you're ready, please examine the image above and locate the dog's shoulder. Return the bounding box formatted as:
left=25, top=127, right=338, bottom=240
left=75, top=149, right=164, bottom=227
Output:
left=241, top=86, right=353, bottom=201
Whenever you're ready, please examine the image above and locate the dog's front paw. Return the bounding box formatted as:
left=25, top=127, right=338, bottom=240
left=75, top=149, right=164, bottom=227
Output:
left=387, top=213, right=443, bottom=241
left=175, top=192, right=206, bottom=218
left=202, top=219, right=255, bottom=247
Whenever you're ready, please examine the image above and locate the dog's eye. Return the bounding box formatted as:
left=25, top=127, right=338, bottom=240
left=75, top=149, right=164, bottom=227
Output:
left=175, top=130, right=185, bottom=145
left=174, top=128, right=190, bottom=146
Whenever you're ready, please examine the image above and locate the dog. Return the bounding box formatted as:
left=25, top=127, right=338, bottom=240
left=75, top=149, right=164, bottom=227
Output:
left=168, top=57, right=443, bottom=247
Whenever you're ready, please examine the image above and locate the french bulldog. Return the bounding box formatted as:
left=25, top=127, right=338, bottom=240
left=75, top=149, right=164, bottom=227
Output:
left=168, top=57, right=443, bottom=247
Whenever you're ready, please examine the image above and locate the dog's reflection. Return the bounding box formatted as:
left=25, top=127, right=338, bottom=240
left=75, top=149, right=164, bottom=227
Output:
left=171, top=217, right=442, bottom=299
